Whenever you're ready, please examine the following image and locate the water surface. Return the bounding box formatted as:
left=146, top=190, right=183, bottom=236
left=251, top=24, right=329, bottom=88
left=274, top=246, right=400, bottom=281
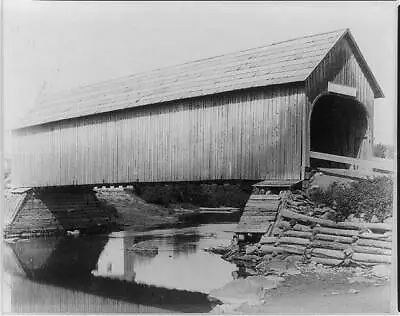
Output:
left=3, top=223, right=238, bottom=313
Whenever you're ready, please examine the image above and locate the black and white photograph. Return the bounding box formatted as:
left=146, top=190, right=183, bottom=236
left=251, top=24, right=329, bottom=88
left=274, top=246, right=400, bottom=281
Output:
left=1, top=0, right=397, bottom=314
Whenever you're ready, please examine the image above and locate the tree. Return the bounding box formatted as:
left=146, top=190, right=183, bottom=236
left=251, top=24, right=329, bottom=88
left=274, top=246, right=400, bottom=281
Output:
left=373, top=143, right=388, bottom=158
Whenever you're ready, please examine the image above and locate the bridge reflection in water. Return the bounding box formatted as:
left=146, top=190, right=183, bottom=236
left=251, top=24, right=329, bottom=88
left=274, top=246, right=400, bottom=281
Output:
left=3, top=224, right=238, bottom=313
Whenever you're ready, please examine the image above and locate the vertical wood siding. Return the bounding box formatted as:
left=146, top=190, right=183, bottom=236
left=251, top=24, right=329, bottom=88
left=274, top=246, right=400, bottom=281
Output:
left=13, top=86, right=305, bottom=187
left=304, top=35, right=375, bottom=164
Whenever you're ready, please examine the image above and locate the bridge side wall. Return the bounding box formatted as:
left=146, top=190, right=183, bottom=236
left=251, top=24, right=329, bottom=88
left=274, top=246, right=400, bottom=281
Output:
left=13, top=85, right=305, bottom=187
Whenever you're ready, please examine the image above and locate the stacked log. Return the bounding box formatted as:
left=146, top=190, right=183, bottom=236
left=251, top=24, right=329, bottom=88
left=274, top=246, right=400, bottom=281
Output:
left=284, top=190, right=336, bottom=219
left=257, top=208, right=392, bottom=266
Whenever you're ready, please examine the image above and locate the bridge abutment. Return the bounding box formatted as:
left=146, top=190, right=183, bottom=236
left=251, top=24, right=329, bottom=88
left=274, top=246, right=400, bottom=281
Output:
left=4, top=187, right=117, bottom=238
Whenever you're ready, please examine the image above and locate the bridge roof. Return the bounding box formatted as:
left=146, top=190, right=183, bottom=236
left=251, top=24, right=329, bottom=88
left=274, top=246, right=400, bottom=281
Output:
left=17, top=28, right=383, bottom=129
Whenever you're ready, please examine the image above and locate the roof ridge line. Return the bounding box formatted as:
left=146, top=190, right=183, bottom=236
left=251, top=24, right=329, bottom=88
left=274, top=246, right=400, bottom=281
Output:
left=38, top=46, right=329, bottom=108
left=260, top=28, right=348, bottom=47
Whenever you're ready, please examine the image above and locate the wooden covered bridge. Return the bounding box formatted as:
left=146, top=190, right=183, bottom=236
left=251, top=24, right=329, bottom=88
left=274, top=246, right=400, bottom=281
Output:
left=6, top=28, right=388, bottom=236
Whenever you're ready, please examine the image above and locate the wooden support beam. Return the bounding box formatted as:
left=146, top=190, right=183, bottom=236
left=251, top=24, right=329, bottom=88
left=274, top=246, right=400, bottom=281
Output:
left=327, top=82, right=357, bottom=98
left=310, top=151, right=394, bottom=172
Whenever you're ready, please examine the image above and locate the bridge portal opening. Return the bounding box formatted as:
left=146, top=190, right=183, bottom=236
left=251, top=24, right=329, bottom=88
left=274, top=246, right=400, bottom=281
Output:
left=310, top=94, right=368, bottom=169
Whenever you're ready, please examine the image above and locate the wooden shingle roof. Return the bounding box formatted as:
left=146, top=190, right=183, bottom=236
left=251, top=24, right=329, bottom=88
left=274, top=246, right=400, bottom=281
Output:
left=17, top=28, right=383, bottom=129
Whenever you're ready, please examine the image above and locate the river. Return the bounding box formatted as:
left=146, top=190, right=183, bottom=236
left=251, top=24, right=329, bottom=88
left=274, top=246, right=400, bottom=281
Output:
left=2, top=223, right=238, bottom=313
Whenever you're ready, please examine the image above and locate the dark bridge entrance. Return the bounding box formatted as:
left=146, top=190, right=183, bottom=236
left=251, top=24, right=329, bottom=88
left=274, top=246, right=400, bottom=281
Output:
left=309, top=93, right=369, bottom=169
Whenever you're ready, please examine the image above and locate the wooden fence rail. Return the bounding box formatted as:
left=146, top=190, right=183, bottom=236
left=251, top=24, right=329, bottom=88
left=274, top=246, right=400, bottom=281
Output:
left=310, top=151, right=394, bottom=172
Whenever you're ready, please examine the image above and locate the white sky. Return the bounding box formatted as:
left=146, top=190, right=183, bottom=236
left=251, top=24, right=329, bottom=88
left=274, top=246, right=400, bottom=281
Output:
left=2, top=1, right=397, bottom=154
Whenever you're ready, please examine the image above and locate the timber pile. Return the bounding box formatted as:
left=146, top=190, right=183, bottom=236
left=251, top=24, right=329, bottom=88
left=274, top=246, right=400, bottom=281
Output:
left=235, top=192, right=282, bottom=234
left=284, top=189, right=337, bottom=219
left=4, top=189, right=116, bottom=238
left=230, top=189, right=392, bottom=267
left=256, top=207, right=392, bottom=266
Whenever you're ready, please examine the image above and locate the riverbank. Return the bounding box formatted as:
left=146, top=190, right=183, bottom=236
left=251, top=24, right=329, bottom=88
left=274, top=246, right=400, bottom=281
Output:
left=209, top=259, right=392, bottom=314
left=205, top=177, right=394, bottom=313
left=95, top=187, right=241, bottom=232
left=95, top=188, right=181, bottom=232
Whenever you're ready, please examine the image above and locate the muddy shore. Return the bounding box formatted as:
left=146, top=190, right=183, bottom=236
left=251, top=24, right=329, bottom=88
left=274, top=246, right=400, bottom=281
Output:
left=208, top=258, right=392, bottom=314
left=96, top=188, right=183, bottom=231
left=95, top=187, right=241, bottom=232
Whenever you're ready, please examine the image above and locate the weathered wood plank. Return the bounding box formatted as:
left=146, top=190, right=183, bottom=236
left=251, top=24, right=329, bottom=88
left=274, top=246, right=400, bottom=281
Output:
left=356, top=238, right=392, bottom=249
left=311, top=248, right=345, bottom=260
left=352, top=253, right=391, bottom=264
left=235, top=226, right=270, bottom=234
left=358, top=232, right=392, bottom=240
left=281, top=230, right=313, bottom=239
left=238, top=216, right=276, bottom=224
left=259, top=236, right=278, bottom=244
left=259, top=245, right=306, bottom=255
left=292, top=223, right=313, bottom=232
left=352, top=245, right=391, bottom=256
left=314, top=233, right=354, bottom=244
left=278, top=236, right=310, bottom=246
left=242, top=210, right=278, bottom=216
left=248, top=194, right=281, bottom=200
left=311, top=240, right=349, bottom=251
left=310, top=151, right=393, bottom=172
left=313, top=226, right=359, bottom=237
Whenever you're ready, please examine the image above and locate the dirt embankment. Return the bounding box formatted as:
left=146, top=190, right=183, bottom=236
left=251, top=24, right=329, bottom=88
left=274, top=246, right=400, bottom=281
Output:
left=95, top=188, right=181, bottom=232
left=95, top=183, right=252, bottom=232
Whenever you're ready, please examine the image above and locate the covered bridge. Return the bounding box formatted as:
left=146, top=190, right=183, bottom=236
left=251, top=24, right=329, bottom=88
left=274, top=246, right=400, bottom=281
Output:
left=12, top=28, right=384, bottom=188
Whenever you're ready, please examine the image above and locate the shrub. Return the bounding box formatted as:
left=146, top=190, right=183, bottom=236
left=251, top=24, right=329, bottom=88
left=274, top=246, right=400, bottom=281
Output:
left=308, top=176, right=393, bottom=222
left=136, top=182, right=253, bottom=208
left=373, top=143, right=395, bottom=159
left=373, top=143, right=387, bottom=158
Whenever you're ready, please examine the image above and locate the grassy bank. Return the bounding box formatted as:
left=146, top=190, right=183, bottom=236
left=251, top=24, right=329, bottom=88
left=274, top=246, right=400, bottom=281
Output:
left=134, top=182, right=254, bottom=209
left=96, top=188, right=180, bottom=232
left=95, top=183, right=253, bottom=231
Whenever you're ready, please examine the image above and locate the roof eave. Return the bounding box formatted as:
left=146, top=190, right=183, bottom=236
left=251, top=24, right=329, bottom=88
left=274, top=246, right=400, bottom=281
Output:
left=305, top=28, right=385, bottom=99
left=13, top=80, right=307, bottom=131
left=344, top=29, right=385, bottom=99
left=304, top=28, right=348, bottom=84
